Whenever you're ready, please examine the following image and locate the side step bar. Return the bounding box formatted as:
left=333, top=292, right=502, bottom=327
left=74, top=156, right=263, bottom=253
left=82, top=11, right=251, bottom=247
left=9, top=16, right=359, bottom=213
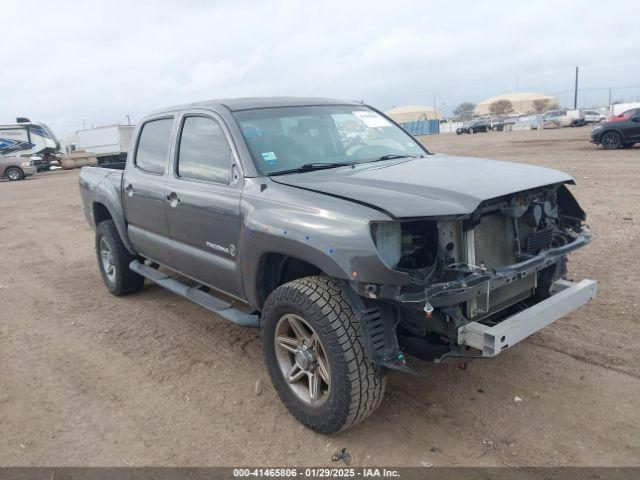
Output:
left=129, top=260, right=259, bottom=328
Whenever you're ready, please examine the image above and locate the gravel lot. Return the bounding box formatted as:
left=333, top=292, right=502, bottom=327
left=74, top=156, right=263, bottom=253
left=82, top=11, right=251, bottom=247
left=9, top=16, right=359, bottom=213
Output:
left=1, top=126, right=638, bottom=467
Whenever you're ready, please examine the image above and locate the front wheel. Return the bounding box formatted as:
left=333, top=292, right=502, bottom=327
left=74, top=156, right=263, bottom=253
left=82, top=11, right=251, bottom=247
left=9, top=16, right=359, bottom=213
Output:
left=261, top=276, right=386, bottom=433
left=5, top=167, right=24, bottom=181
left=95, top=220, right=145, bottom=296
left=601, top=131, right=622, bottom=150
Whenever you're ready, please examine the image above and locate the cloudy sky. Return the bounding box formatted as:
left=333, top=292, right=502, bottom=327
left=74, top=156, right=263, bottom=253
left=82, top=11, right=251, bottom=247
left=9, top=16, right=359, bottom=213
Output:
left=2, top=0, right=639, bottom=134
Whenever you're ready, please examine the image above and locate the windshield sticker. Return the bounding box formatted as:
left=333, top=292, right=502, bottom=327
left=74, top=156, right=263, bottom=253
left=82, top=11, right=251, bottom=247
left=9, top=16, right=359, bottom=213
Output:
left=353, top=110, right=391, bottom=128
left=261, top=151, right=278, bottom=165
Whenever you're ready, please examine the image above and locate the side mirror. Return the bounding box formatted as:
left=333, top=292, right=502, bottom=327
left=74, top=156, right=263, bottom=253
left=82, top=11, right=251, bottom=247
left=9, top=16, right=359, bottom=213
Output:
left=632, top=116, right=640, bottom=123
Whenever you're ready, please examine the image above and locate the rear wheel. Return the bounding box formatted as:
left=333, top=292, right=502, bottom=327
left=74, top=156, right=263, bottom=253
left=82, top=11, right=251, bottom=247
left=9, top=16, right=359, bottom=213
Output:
left=601, top=131, right=622, bottom=150
left=261, top=276, right=386, bottom=433
left=5, top=167, right=23, bottom=181
left=95, top=220, right=145, bottom=296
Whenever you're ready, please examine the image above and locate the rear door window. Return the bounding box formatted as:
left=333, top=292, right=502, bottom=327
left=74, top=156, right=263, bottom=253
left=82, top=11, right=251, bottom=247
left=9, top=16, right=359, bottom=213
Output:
left=135, top=118, right=173, bottom=174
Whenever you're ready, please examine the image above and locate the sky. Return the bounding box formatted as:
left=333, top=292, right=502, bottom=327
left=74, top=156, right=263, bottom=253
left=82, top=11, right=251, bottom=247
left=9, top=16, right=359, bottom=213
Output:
left=2, top=0, right=639, bottom=135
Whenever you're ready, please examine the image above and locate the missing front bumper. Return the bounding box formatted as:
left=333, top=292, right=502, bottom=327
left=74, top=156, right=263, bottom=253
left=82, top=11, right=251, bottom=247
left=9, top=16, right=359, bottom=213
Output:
left=457, top=278, right=597, bottom=357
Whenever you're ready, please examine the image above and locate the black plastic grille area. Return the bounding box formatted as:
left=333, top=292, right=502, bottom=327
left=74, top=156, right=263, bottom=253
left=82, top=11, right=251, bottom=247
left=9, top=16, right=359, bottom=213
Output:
left=526, top=227, right=553, bottom=252
left=361, top=308, right=386, bottom=354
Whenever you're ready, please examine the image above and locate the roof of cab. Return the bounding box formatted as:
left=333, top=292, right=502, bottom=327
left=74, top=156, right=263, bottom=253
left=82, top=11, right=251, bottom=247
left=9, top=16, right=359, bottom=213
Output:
left=151, top=96, right=360, bottom=115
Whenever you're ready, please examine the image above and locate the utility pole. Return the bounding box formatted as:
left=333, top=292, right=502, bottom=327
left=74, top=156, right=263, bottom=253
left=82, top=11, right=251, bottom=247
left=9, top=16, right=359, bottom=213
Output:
left=608, top=87, right=612, bottom=116
left=126, top=114, right=131, bottom=125
left=573, top=66, right=579, bottom=109
left=433, top=94, right=436, bottom=119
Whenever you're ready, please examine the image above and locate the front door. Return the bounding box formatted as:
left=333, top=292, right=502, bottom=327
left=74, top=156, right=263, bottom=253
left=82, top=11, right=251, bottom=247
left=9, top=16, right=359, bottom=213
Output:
left=164, top=113, right=243, bottom=298
left=122, top=116, right=174, bottom=266
left=628, top=115, right=640, bottom=141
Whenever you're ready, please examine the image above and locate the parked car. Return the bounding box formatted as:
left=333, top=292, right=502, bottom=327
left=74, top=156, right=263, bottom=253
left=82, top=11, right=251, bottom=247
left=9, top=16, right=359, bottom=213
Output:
left=542, top=109, right=586, bottom=128
left=79, top=97, right=596, bottom=433
left=456, top=118, right=491, bottom=134
left=0, top=155, right=38, bottom=181
left=590, top=109, right=640, bottom=149
left=581, top=110, right=602, bottom=124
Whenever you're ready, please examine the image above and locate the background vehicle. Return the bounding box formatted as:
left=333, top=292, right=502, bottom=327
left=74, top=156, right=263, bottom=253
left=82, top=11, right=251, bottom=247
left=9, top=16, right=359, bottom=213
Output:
left=61, top=124, right=135, bottom=169
left=0, top=155, right=38, bottom=181
left=79, top=97, right=596, bottom=433
left=582, top=110, right=602, bottom=123
left=456, top=118, right=491, bottom=134
left=591, top=109, right=640, bottom=149
left=542, top=109, right=586, bottom=128
left=0, top=118, right=60, bottom=171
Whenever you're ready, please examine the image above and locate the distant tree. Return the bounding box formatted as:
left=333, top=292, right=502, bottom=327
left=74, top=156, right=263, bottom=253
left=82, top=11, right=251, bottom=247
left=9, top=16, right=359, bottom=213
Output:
left=489, top=99, right=514, bottom=115
left=453, top=102, right=476, bottom=120
left=533, top=99, right=550, bottom=113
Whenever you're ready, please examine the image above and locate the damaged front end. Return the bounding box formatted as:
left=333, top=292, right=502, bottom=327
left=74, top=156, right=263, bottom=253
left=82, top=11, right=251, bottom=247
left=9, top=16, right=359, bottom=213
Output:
left=350, top=183, right=596, bottom=372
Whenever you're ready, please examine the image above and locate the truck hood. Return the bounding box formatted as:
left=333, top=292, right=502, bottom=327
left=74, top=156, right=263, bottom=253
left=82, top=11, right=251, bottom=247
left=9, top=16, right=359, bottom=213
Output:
left=270, top=154, right=574, bottom=218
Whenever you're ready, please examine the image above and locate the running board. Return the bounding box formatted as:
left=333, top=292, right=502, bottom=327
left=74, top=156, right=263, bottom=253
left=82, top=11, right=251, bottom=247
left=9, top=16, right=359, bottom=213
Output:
left=129, top=260, right=259, bottom=328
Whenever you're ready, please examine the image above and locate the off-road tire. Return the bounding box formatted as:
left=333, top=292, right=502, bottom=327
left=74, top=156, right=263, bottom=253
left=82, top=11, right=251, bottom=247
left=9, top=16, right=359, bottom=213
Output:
left=261, top=276, right=386, bottom=433
left=95, top=220, right=145, bottom=296
left=5, top=167, right=24, bottom=181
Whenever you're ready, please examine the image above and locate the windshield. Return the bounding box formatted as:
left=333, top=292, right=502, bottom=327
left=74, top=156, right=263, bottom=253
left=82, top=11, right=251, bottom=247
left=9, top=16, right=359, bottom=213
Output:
left=233, top=105, right=427, bottom=175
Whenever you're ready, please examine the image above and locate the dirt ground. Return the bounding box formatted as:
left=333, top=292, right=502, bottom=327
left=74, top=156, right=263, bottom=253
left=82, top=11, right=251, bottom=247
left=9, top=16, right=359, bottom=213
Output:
left=1, top=126, right=638, bottom=467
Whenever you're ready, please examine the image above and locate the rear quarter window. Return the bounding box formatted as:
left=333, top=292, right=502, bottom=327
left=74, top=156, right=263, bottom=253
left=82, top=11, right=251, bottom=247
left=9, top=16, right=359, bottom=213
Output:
left=135, top=118, right=173, bottom=174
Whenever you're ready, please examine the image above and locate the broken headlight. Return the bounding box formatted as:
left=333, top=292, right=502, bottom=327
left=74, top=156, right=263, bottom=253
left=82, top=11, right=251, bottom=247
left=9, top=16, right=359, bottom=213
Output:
left=371, top=220, right=439, bottom=270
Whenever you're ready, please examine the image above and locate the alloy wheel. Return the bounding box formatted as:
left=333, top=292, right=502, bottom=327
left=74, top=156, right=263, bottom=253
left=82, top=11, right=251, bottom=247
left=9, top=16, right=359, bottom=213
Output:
left=274, top=314, right=330, bottom=405
left=99, top=237, right=116, bottom=282
left=601, top=132, right=621, bottom=149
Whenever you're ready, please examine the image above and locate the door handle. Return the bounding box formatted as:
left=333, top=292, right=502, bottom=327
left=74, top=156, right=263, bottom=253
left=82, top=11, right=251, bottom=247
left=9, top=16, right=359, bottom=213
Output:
left=124, top=184, right=134, bottom=196
left=166, top=191, right=181, bottom=207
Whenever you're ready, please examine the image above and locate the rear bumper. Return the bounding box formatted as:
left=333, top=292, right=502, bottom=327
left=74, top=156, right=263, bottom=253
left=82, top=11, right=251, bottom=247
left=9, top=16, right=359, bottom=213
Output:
left=457, top=278, right=597, bottom=356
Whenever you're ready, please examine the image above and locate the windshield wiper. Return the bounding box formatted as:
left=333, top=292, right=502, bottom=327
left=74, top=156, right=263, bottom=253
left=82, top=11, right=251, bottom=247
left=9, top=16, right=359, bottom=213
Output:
left=268, top=162, right=353, bottom=176
left=365, top=154, right=423, bottom=163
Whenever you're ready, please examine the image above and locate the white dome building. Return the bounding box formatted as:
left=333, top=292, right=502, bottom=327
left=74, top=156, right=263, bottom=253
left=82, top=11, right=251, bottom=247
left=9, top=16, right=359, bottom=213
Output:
left=475, top=92, right=558, bottom=115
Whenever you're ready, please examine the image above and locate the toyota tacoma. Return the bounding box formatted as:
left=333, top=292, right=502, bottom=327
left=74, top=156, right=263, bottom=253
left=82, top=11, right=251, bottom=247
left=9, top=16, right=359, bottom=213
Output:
left=79, top=97, right=596, bottom=433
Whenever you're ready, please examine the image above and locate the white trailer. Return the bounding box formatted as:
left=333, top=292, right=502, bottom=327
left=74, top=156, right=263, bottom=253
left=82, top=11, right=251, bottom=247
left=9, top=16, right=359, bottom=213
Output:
left=62, top=124, right=134, bottom=169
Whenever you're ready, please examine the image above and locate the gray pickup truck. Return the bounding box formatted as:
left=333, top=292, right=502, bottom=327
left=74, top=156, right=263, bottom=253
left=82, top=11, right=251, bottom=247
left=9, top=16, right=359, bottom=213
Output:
left=79, top=97, right=596, bottom=433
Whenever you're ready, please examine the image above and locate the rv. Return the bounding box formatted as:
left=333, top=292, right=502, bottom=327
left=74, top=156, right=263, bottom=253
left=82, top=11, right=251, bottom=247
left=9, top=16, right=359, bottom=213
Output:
left=0, top=118, right=60, bottom=171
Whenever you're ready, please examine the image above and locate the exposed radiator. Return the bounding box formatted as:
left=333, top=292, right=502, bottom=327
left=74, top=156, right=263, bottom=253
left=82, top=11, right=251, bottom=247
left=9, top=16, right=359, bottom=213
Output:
left=465, top=214, right=536, bottom=319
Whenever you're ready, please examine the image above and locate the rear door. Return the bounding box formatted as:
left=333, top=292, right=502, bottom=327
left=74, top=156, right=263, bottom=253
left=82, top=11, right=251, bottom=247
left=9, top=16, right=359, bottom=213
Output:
left=164, top=112, right=244, bottom=298
left=122, top=116, right=175, bottom=266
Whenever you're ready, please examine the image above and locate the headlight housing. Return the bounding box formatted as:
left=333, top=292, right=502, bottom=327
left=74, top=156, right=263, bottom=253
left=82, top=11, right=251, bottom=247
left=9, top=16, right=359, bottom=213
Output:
left=370, top=222, right=402, bottom=269
left=371, top=220, right=439, bottom=270
left=20, top=161, right=31, bottom=167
